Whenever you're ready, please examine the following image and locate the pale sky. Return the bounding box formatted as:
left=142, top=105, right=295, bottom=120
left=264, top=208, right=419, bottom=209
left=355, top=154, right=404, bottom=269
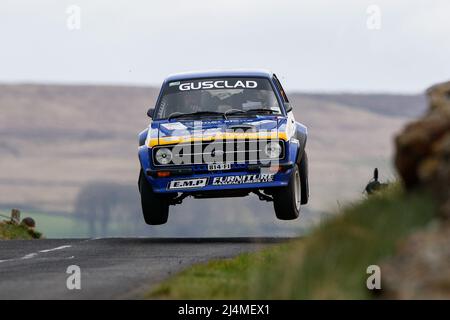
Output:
left=1, top=0, right=449, bottom=92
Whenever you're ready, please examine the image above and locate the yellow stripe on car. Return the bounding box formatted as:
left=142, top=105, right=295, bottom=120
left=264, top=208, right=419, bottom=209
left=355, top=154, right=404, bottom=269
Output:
left=148, top=132, right=288, bottom=147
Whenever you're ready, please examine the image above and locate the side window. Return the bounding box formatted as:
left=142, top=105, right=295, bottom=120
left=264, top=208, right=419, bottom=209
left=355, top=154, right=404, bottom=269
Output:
left=273, top=75, right=289, bottom=103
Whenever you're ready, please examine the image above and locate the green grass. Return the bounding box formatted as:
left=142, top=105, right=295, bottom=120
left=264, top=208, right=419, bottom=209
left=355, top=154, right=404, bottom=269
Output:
left=148, top=185, right=437, bottom=299
left=0, top=222, right=41, bottom=240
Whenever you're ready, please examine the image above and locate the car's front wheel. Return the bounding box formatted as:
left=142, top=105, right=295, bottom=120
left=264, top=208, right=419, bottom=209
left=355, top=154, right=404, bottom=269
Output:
left=272, top=164, right=301, bottom=220
left=138, top=169, right=169, bottom=225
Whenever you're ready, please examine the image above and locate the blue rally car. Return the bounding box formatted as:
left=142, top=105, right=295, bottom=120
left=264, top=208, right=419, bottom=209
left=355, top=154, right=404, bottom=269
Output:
left=138, top=70, right=308, bottom=224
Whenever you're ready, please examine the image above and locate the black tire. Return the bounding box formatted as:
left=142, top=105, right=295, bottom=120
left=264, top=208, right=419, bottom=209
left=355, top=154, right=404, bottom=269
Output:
left=138, top=169, right=169, bottom=225
left=273, top=164, right=301, bottom=220
left=299, top=151, right=309, bottom=205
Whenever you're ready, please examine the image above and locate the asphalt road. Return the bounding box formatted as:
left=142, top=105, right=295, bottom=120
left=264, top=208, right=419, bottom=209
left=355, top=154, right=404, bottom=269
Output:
left=0, top=237, right=289, bottom=299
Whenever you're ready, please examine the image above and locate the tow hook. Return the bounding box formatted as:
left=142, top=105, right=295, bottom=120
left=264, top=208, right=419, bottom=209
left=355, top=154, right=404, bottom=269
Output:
left=253, top=190, right=273, bottom=202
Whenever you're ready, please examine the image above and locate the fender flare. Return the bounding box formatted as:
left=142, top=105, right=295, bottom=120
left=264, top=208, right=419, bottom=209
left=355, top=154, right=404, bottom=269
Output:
left=139, top=128, right=149, bottom=147
left=292, top=122, right=309, bottom=204
left=293, top=123, right=307, bottom=164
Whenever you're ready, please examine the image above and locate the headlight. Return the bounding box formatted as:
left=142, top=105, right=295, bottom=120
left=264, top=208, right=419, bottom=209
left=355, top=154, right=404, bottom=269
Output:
left=264, top=142, right=282, bottom=159
left=155, top=148, right=173, bottom=165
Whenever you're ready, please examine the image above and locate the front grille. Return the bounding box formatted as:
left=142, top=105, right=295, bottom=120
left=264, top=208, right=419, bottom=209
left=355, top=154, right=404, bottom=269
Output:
left=152, top=139, right=284, bottom=166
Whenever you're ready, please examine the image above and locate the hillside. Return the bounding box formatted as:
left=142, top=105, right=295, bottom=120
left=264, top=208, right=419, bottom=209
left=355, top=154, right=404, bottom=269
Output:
left=0, top=84, right=426, bottom=237
left=301, top=93, right=426, bottom=118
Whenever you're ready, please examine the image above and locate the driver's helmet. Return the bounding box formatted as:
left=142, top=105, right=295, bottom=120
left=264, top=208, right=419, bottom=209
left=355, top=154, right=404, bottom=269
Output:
left=183, top=90, right=202, bottom=113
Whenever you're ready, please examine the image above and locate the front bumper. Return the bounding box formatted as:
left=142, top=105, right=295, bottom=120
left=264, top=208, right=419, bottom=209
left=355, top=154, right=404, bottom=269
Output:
left=146, top=162, right=294, bottom=193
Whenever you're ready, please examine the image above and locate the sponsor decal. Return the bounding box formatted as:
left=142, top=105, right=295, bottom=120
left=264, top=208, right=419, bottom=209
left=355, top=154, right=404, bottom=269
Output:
left=161, top=122, right=187, bottom=131
left=168, top=178, right=208, bottom=190
left=212, top=174, right=275, bottom=185
left=179, top=80, right=258, bottom=91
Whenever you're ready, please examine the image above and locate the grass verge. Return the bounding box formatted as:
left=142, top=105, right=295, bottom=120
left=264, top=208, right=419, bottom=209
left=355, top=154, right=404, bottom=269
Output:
left=147, top=185, right=436, bottom=299
left=0, top=222, right=42, bottom=240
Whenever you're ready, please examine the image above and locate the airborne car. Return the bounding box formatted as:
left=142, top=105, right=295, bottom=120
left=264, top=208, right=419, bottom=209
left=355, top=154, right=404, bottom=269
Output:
left=138, top=70, right=308, bottom=225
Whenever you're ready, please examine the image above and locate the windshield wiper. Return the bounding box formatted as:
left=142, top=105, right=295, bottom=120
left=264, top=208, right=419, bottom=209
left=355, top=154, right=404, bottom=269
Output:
left=168, top=111, right=225, bottom=121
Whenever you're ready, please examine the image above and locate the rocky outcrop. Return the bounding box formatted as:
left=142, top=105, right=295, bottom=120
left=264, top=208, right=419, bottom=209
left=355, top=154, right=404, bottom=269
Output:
left=383, top=81, right=450, bottom=299
left=395, top=81, right=450, bottom=219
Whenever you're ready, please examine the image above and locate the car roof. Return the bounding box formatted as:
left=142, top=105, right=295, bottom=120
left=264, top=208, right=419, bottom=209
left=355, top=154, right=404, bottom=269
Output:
left=164, top=69, right=273, bottom=82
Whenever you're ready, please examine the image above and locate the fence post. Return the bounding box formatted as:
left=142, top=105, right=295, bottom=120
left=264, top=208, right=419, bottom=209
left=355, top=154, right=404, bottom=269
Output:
left=11, top=209, right=21, bottom=224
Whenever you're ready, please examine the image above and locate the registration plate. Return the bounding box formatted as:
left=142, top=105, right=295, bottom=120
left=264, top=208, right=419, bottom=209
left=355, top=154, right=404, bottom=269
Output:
left=208, top=163, right=231, bottom=171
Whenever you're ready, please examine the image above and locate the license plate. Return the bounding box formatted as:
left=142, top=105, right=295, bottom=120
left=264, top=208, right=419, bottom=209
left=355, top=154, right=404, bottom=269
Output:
left=208, top=163, right=231, bottom=171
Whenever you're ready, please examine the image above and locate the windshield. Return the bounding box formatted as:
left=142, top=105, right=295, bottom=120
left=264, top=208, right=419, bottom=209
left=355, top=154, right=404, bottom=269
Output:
left=154, top=77, right=282, bottom=119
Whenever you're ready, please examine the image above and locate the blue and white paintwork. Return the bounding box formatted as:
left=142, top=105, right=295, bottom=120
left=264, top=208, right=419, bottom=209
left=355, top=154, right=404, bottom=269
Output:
left=138, top=70, right=307, bottom=195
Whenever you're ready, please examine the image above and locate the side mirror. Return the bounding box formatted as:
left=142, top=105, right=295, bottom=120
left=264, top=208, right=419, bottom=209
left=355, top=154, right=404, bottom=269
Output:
left=284, top=102, right=292, bottom=113
left=147, top=108, right=155, bottom=118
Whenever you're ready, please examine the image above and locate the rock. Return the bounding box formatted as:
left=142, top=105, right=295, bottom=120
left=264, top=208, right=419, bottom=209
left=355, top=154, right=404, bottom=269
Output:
left=385, top=81, right=450, bottom=299
left=428, top=81, right=450, bottom=113
left=394, top=80, right=450, bottom=219
left=381, top=222, right=450, bottom=299
left=395, top=115, right=450, bottom=188
left=21, top=217, right=36, bottom=229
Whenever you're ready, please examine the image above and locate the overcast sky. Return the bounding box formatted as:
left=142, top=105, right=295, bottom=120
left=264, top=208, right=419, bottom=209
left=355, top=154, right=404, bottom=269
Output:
left=1, top=0, right=449, bottom=92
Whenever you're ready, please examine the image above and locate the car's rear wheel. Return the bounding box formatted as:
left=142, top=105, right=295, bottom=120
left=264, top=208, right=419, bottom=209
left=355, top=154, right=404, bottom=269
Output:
left=138, top=169, right=169, bottom=225
left=273, top=164, right=301, bottom=220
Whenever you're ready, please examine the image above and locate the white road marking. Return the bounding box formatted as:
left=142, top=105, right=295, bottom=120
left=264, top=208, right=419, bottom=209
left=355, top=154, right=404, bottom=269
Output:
left=21, top=253, right=38, bottom=260
left=0, top=244, right=72, bottom=264
left=39, top=245, right=71, bottom=253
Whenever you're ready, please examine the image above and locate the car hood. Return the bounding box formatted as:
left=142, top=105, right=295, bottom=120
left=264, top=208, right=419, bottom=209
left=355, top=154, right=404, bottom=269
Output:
left=148, top=116, right=286, bottom=146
